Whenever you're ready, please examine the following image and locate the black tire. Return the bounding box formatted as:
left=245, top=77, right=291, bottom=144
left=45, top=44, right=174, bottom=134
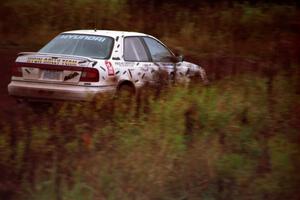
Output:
left=117, top=84, right=135, bottom=98
left=115, top=84, right=135, bottom=113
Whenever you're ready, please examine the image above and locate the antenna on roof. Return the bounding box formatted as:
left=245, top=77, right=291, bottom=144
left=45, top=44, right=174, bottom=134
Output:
left=94, top=9, right=98, bottom=32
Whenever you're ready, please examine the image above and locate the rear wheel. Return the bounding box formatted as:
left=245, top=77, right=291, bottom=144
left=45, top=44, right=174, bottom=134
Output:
left=117, top=83, right=135, bottom=98
left=115, top=83, right=135, bottom=113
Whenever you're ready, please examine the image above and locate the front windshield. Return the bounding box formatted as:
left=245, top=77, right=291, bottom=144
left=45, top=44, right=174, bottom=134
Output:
left=39, top=34, right=114, bottom=59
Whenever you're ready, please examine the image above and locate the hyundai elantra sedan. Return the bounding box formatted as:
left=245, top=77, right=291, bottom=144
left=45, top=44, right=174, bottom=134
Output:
left=8, top=30, right=207, bottom=101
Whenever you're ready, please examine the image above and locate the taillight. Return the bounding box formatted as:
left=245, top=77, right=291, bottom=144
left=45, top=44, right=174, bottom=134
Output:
left=80, top=68, right=99, bottom=82
left=11, top=63, right=22, bottom=77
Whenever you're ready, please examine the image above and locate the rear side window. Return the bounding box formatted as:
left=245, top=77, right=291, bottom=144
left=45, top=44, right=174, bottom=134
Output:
left=124, top=37, right=149, bottom=62
left=39, top=34, right=114, bottom=59
left=143, top=37, right=172, bottom=62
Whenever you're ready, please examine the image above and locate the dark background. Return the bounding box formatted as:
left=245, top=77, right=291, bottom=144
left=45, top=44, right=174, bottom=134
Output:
left=0, top=1, right=300, bottom=200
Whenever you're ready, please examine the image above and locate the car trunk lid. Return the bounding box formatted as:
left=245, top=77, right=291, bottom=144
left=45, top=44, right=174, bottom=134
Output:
left=14, top=52, right=98, bottom=84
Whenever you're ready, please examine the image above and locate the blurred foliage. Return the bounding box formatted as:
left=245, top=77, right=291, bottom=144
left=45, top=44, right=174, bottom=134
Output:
left=0, top=71, right=299, bottom=199
left=0, top=0, right=300, bottom=199
left=1, top=0, right=299, bottom=80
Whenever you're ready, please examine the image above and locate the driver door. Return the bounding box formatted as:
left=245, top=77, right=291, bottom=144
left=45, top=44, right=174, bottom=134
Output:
left=142, top=36, right=183, bottom=82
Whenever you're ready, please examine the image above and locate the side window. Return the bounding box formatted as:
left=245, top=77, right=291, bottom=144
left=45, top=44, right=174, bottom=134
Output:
left=124, top=37, right=149, bottom=62
left=143, top=37, right=172, bottom=62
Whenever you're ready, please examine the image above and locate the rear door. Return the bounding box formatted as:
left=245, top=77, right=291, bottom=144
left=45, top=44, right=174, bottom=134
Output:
left=122, top=36, right=158, bottom=84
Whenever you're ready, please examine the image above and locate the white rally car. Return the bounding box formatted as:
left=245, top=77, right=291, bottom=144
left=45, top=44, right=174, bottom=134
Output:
left=8, top=30, right=207, bottom=101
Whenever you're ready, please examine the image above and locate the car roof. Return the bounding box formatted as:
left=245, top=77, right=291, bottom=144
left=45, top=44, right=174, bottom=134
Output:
left=62, top=30, right=149, bottom=38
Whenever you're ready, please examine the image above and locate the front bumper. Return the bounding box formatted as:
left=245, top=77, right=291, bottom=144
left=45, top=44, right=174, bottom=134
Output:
left=8, top=81, right=116, bottom=101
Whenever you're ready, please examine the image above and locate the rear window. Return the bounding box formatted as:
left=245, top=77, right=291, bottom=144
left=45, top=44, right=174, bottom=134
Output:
left=39, top=34, right=114, bottom=59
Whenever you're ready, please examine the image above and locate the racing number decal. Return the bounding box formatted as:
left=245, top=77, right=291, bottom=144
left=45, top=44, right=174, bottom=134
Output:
left=105, top=61, right=115, bottom=76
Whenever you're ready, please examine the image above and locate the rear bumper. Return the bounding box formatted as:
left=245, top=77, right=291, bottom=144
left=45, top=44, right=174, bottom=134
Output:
left=8, top=81, right=116, bottom=101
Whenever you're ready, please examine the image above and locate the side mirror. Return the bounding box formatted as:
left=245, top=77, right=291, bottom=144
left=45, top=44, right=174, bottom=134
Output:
left=177, top=55, right=184, bottom=62
left=168, top=55, right=184, bottom=63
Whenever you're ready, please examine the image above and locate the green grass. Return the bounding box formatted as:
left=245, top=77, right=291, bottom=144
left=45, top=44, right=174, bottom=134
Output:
left=0, top=1, right=299, bottom=199
left=1, top=71, right=299, bottom=200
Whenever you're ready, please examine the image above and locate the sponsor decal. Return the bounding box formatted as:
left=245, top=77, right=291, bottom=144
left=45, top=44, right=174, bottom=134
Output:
left=61, top=59, right=78, bottom=66
left=64, top=72, right=79, bottom=81
left=60, top=34, right=106, bottom=42
left=27, top=57, right=44, bottom=64
left=92, top=61, right=97, bottom=67
left=25, top=69, right=31, bottom=74
left=114, top=62, right=133, bottom=67
left=78, top=60, right=87, bottom=64
left=105, top=61, right=115, bottom=76
left=27, top=57, right=79, bottom=66
left=128, top=69, right=132, bottom=78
